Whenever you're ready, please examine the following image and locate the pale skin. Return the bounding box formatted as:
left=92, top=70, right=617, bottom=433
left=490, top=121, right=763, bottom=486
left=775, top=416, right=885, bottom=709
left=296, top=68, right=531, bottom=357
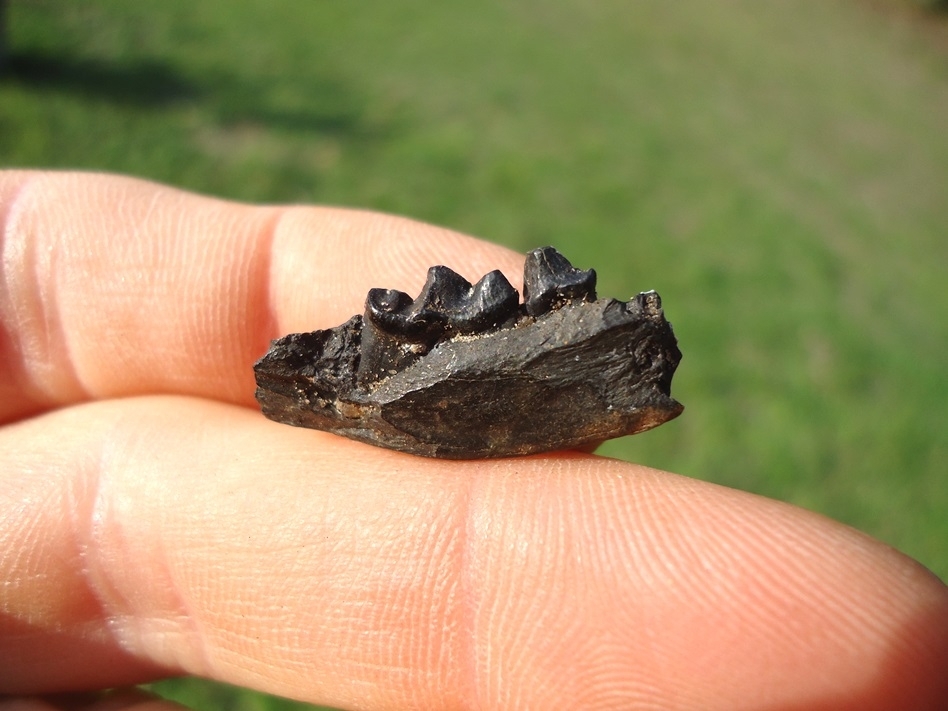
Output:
left=1, top=171, right=946, bottom=711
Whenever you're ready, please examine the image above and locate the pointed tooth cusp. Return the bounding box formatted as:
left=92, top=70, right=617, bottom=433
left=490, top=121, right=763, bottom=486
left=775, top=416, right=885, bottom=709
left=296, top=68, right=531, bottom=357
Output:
left=412, top=265, right=472, bottom=336
left=414, top=266, right=519, bottom=335
left=417, top=266, right=472, bottom=311
left=365, top=265, right=519, bottom=340
left=463, top=270, right=519, bottom=332
left=523, top=246, right=597, bottom=317
left=365, top=267, right=469, bottom=341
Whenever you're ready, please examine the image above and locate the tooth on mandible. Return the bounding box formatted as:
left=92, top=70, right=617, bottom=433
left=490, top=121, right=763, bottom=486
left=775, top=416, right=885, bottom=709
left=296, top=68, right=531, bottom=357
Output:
left=365, top=288, right=420, bottom=336
left=522, top=246, right=597, bottom=317
left=365, top=265, right=519, bottom=338
left=254, top=246, right=683, bottom=459
left=452, top=270, right=519, bottom=333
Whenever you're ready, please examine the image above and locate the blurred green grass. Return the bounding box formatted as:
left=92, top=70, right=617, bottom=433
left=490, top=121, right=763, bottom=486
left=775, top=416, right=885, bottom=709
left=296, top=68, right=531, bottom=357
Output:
left=2, top=1, right=946, bottom=709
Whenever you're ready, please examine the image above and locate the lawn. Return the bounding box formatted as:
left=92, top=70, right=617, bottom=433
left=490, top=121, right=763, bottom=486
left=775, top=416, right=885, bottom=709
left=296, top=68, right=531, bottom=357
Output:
left=2, top=1, right=947, bottom=709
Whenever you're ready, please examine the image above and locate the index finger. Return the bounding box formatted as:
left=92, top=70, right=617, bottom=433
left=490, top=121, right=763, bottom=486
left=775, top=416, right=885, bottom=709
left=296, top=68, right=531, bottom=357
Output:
left=0, top=170, right=524, bottom=424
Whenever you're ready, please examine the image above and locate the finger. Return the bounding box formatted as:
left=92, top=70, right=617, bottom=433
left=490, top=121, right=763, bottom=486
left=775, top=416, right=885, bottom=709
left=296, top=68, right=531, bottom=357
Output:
left=3, top=398, right=946, bottom=709
left=0, top=689, right=180, bottom=711
left=0, top=170, right=524, bottom=423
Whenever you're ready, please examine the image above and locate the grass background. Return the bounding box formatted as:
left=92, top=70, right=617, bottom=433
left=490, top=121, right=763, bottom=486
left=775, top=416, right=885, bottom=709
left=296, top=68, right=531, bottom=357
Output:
left=2, top=1, right=946, bottom=709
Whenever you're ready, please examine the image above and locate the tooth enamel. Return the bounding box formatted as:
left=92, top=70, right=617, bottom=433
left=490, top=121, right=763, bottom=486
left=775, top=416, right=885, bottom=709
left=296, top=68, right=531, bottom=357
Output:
left=523, top=246, right=597, bottom=317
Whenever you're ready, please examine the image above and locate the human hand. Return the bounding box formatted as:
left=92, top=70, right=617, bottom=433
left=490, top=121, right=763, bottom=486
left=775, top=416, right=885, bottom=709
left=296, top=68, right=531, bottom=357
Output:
left=2, top=171, right=946, bottom=711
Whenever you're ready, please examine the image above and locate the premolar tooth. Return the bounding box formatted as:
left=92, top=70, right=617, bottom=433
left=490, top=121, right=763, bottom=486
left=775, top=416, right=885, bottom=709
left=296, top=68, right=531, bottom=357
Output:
left=360, top=265, right=520, bottom=384
left=384, top=266, right=519, bottom=336
left=456, top=270, right=519, bottom=333
left=416, top=266, right=471, bottom=317
left=523, top=246, right=597, bottom=317
left=365, top=288, right=417, bottom=333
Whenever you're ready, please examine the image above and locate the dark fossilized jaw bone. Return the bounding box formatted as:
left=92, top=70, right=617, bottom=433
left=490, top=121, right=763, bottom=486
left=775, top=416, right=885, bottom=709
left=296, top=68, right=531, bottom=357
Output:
left=254, top=247, right=683, bottom=458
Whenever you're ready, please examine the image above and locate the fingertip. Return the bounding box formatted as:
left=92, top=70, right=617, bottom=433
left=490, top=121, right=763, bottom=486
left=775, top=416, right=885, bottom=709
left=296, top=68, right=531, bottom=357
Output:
left=467, top=456, right=948, bottom=710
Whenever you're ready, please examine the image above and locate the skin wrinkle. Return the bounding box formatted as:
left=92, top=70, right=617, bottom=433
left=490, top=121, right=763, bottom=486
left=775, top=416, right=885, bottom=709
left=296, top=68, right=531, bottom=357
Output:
left=643, top=494, right=798, bottom=689
left=411, top=494, right=459, bottom=708
left=471, top=468, right=508, bottom=709
left=70, top=436, right=113, bottom=639
left=766, top=522, right=901, bottom=657
left=1, top=176, right=84, bottom=416
left=421, top=476, right=471, bottom=709
left=518, top=465, right=592, bottom=708
left=249, top=206, right=282, bottom=387
left=2, top=422, right=151, bottom=691
left=102, top=186, right=176, bottom=396
left=136, top=193, right=233, bottom=402
left=569, top=469, right=647, bottom=706
left=213, top=209, right=254, bottom=394
left=82, top=412, right=200, bottom=679
left=457, top=465, right=483, bottom=711
left=3, top=178, right=114, bottom=414
left=46, top=196, right=91, bottom=408
left=0, top=173, right=28, bottom=396
left=478, top=466, right=543, bottom=709
left=120, top=405, right=260, bottom=683
left=192, top=443, right=462, bottom=709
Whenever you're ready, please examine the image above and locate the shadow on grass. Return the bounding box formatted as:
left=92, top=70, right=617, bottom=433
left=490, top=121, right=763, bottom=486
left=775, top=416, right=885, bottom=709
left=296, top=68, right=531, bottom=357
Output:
left=3, top=50, right=199, bottom=107
left=1, top=49, right=390, bottom=141
left=202, top=69, right=376, bottom=138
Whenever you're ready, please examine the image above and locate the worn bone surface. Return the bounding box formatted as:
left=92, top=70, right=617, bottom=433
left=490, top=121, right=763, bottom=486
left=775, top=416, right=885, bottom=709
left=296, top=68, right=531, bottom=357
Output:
left=254, top=247, right=683, bottom=458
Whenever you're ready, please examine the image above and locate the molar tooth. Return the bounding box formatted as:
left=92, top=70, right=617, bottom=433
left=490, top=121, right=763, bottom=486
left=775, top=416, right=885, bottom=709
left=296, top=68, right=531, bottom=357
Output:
left=401, top=265, right=469, bottom=339
left=416, top=266, right=472, bottom=314
left=456, top=270, right=519, bottom=333
left=416, top=266, right=519, bottom=335
left=359, top=266, right=513, bottom=386
left=523, top=246, right=597, bottom=317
